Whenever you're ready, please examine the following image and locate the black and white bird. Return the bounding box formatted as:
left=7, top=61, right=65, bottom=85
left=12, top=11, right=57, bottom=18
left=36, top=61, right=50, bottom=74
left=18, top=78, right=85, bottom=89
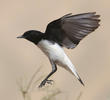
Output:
left=17, top=12, right=100, bottom=87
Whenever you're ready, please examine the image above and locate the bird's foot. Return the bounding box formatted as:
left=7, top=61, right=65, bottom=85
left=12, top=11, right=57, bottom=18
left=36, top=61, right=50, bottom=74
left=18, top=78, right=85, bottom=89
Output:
left=39, top=79, right=54, bottom=88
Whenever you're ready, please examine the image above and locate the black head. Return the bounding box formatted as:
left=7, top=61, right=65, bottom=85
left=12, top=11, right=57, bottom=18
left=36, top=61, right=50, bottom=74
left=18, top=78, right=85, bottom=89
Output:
left=17, top=30, right=44, bottom=44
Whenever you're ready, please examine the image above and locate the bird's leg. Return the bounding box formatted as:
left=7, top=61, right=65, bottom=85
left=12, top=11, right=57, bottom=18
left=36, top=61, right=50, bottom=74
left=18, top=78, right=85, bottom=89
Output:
left=39, top=59, right=57, bottom=88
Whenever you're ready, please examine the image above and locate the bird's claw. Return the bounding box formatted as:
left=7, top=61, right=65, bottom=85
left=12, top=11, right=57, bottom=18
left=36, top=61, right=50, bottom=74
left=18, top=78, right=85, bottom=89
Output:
left=46, top=80, right=54, bottom=84
left=39, top=79, right=54, bottom=88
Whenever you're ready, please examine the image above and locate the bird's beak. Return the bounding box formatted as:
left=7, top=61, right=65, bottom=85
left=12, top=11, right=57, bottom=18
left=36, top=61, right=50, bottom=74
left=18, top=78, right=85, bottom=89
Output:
left=17, top=35, right=24, bottom=39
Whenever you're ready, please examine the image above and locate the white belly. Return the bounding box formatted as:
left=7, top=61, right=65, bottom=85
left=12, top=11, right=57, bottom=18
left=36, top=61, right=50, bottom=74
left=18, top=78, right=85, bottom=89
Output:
left=38, top=39, right=66, bottom=63
left=37, top=39, right=79, bottom=79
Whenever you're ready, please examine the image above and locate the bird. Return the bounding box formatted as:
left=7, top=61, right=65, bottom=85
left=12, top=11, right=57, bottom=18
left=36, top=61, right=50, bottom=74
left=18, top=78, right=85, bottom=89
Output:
left=17, top=12, right=100, bottom=88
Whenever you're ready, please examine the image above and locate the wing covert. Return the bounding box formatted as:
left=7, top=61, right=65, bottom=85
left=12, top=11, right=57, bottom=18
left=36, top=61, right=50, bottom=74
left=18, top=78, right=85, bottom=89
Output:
left=45, top=12, right=100, bottom=49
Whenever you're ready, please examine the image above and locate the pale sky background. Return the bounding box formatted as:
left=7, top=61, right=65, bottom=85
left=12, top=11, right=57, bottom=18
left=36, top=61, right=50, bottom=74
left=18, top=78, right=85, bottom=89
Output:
left=0, top=0, right=110, bottom=100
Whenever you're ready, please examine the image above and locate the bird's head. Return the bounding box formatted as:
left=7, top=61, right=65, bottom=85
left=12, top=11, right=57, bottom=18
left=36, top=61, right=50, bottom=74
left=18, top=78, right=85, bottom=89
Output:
left=17, top=30, right=43, bottom=44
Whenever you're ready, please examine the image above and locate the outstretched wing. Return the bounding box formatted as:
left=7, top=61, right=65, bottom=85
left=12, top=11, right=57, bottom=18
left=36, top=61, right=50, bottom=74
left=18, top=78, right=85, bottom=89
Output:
left=45, top=12, right=100, bottom=49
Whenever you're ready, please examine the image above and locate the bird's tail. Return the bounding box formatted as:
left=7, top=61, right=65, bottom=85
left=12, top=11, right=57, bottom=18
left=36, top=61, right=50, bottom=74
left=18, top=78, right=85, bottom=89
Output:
left=75, top=72, right=85, bottom=86
left=65, top=59, right=85, bottom=86
left=62, top=53, right=84, bottom=86
left=69, top=66, right=85, bottom=86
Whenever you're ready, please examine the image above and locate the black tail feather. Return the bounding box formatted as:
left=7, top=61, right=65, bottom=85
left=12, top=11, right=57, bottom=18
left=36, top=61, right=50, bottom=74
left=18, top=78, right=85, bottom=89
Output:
left=76, top=73, right=85, bottom=86
left=78, top=77, right=85, bottom=86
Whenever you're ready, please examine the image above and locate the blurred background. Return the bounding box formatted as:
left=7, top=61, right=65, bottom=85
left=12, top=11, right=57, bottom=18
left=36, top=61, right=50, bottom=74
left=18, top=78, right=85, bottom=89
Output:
left=0, top=0, right=110, bottom=100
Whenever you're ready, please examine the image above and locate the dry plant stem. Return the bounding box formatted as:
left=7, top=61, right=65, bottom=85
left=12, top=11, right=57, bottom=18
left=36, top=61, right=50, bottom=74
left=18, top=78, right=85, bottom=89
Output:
left=26, top=66, right=42, bottom=92
left=42, top=89, right=61, bottom=100
left=76, top=92, right=83, bottom=100
left=23, top=93, right=31, bottom=100
left=17, top=66, right=42, bottom=100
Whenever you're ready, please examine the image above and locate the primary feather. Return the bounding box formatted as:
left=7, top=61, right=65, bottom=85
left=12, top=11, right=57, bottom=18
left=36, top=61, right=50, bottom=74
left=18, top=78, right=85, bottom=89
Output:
left=45, top=12, right=100, bottom=49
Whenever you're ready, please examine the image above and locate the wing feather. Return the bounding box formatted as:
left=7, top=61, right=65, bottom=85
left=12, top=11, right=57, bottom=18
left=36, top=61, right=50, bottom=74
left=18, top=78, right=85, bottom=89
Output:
left=45, top=12, right=100, bottom=49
